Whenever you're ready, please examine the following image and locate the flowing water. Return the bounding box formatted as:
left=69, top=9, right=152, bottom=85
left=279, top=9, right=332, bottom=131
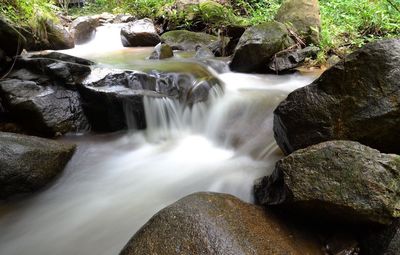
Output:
left=0, top=24, right=319, bottom=255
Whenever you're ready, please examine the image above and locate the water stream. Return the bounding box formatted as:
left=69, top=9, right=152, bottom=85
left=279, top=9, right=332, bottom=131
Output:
left=0, top=24, right=318, bottom=255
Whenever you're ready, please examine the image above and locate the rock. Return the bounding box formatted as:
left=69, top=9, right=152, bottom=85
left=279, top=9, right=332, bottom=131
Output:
left=120, top=192, right=323, bottom=255
left=47, top=21, right=74, bottom=50
left=0, top=79, right=89, bottom=137
left=121, top=19, right=161, bottom=47
left=80, top=69, right=221, bottom=131
left=113, top=14, right=136, bottom=24
left=275, top=0, right=321, bottom=45
left=0, top=18, right=26, bottom=57
left=273, top=39, right=400, bottom=154
left=326, top=55, right=341, bottom=67
left=96, top=12, right=116, bottom=25
left=361, top=220, right=400, bottom=255
left=255, top=140, right=400, bottom=225
left=230, top=21, right=294, bottom=73
left=149, top=43, right=174, bottom=60
left=70, top=16, right=99, bottom=44
left=161, top=30, right=224, bottom=52
left=16, top=52, right=93, bottom=86
left=195, top=45, right=214, bottom=58
left=198, top=59, right=230, bottom=73
left=0, top=132, right=75, bottom=199
left=269, top=46, right=319, bottom=72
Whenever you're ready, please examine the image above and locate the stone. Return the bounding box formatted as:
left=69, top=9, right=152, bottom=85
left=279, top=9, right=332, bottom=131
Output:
left=120, top=192, right=323, bottom=255
left=0, top=132, right=75, bottom=199
left=275, top=0, right=321, bottom=45
left=160, top=30, right=223, bottom=51
left=195, top=45, right=214, bottom=58
left=0, top=79, right=89, bottom=137
left=0, top=17, right=26, bottom=57
left=70, top=16, right=99, bottom=44
left=25, top=20, right=74, bottom=50
left=269, top=46, right=319, bottom=72
left=16, top=52, right=93, bottom=86
left=121, top=19, right=161, bottom=47
left=255, top=140, right=400, bottom=225
left=361, top=220, right=400, bottom=255
left=149, top=43, right=174, bottom=60
left=273, top=39, right=400, bottom=155
left=230, top=21, right=295, bottom=73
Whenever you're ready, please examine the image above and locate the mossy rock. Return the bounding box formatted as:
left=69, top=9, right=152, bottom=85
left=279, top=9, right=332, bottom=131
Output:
left=230, top=21, right=295, bottom=73
left=161, top=30, right=224, bottom=51
left=0, top=132, right=76, bottom=199
left=275, top=0, right=321, bottom=45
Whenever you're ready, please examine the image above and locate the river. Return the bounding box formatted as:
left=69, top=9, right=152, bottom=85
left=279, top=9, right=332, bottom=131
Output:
left=0, top=24, right=318, bottom=255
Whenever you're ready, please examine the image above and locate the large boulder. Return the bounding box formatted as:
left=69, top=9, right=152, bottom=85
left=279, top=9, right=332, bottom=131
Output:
left=255, top=140, right=400, bottom=225
left=275, top=0, right=321, bottom=45
left=121, top=19, right=161, bottom=47
left=70, top=16, right=99, bottom=44
left=0, top=79, right=89, bottom=137
left=16, top=52, right=93, bottom=86
left=120, top=192, right=323, bottom=255
left=273, top=39, right=400, bottom=155
left=230, top=21, right=294, bottom=73
left=0, top=132, right=76, bottom=199
left=160, top=30, right=225, bottom=52
left=24, top=20, right=74, bottom=51
left=0, top=18, right=26, bottom=57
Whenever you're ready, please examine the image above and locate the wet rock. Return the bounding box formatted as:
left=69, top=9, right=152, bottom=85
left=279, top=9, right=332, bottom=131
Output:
left=326, top=55, right=341, bottom=68
left=269, top=46, right=319, bottom=72
left=149, top=43, right=174, bottom=60
left=275, top=0, right=321, bottom=44
left=16, top=52, right=93, bottom=86
left=198, top=59, right=230, bottom=73
left=120, top=192, right=323, bottom=255
left=70, top=16, right=99, bottom=44
left=121, top=19, right=161, bottom=47
left=273, top=39, right=400, bottom=154
left=96, top=12, right=116, bottom=25
left=113, top=14, right=136, bottom=24
left=255, top=140, right=400, bottom=225
left=0, top=132, right=75, bottom=199
left=161, top=30, right=223, bottom=51
left=0, top=79, right=89, bottom=137
left=230, top=21, right=294, bottom=73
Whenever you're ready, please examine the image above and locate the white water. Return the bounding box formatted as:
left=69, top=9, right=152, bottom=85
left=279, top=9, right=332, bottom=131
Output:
left=0, top=24, right=318, bottom=255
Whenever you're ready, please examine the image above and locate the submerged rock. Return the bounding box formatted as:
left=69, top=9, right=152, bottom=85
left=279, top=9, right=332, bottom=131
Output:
left=149, top=43, right=174, bottom=60
left=121, top=19, right=161, bottom=47
left=160, top=30, right=223, bottom=51
left=230, top=21, right=294, bottom=73
left=274, top=39, right=400, bottom=154
left=0, top=79, right=89, bottom=137
left=255, top=140, right=400, bottom=225
left=0, top=132, right=76, bottom=199
left=275, top=0, right=321, bottom=44
left=120, top=192, right=323, bottom=255
left=70, top=16, right=99, bottom=44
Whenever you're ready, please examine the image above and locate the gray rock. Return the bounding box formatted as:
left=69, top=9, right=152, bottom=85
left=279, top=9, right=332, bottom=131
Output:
left=121, top=19, right=160, bottom=47
left=269, top=46, right=319, bottom=72
left=0, top=132, right=76, bottom=199
left=230, top=21, right=295, bottom=73
left=149, top=43, right=174, bottom=60
left=255, top=140, right=400, bottom=225
left=195, top=45, right=214, bottom=58
left=17, top=52, right=93, bottom=86
left=70, top=16, right=99, bottom=44
left=273, top=39, right=400, bottom=155
left=0, top=79, right=89, bottom=136
left=120, top=192, right=323, bottom=255
left=275, top=0, right=321, bottom=45
left=161, top=30, right=225, bottom=52
left=0, top=17, right=26, bottom=57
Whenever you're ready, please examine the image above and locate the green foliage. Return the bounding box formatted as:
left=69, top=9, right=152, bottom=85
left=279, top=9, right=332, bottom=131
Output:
left=319, top=0, right=399, bottom=58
